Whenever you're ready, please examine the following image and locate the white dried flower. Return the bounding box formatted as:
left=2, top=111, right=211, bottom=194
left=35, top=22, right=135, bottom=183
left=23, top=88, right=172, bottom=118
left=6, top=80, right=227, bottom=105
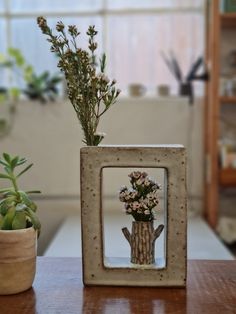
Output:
left=136, top=177, right=145, bottom=186
left=144, top=178, right=151, bottom=186
left=101, top=74, right=109, bottom=83
left=125, top=195, right=130, bottom=201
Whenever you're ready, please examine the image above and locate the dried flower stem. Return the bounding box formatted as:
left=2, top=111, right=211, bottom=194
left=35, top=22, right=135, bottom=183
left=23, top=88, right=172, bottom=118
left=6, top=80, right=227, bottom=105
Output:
left=37, top=17, right=121, bottom=146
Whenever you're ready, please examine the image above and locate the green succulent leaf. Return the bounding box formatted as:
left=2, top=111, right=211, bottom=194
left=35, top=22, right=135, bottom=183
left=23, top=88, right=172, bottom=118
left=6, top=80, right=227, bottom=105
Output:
left=0, top=204, right=8, bottom=216
left=0, top=199, right=15, bottom=216
left=16, top=158, right=27, bottom=166
left=16, top=163, right=33, bottom=178
left=3, top=153, right=11, bottom=164
left=0, top=215, right=3, bottom=228
left=1, top=207, right=16, bottom=230
left=26, top=208, right=41, bottom=232
left=12, top=211, right=26, bottom=229
left=0, top=173, right=11, bottom=180
left=4, top=166, right=12, bottom=176
left=0, top=195, right=16, bottom=203
left=0, top=187, right=13, bottom=193
left=11, top=156, right=19, bottom=169
left=25, top=190, right=41, bottom=194
left=0, top=159, right=9, bottom=167
left=2, top=190, right=17, bottom=197
left=18, top=191, right=37, bottom=212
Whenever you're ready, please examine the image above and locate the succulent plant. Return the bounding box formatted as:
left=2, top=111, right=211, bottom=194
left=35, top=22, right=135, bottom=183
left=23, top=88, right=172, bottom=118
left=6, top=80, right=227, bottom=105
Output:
left=0, top=153, right=41, bottom=234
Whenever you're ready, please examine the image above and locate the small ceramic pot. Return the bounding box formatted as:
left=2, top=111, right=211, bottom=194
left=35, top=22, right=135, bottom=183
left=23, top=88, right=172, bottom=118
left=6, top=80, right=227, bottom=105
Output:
left=128, top=84, right=146, bottom=97
left=0, top=227, right=37, bottom=295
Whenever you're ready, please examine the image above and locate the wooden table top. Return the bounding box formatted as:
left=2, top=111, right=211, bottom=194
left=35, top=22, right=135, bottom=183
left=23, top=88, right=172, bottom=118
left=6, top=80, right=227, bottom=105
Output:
left=0, top=258, right=235, bottom=314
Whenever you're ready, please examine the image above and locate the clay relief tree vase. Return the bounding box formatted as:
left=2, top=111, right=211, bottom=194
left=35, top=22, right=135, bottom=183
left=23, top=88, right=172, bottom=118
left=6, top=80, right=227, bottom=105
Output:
left=122, top=221, right=164, bottom=265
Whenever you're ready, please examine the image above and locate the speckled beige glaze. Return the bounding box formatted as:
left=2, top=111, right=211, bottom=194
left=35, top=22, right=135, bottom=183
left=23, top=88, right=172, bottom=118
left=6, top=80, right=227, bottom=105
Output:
left=81, top=145, right=187, bottom=287
left=0, top=227, right=37, bottom=295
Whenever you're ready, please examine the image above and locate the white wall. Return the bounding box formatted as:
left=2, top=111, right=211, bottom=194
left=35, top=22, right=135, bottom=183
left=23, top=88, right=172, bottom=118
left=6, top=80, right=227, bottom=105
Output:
left=1, top=96, right=203, bottom=198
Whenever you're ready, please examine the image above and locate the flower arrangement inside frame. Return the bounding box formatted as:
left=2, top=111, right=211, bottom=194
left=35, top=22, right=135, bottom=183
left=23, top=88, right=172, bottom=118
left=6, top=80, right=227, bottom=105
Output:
left=119, top=171, right=164, bottom=265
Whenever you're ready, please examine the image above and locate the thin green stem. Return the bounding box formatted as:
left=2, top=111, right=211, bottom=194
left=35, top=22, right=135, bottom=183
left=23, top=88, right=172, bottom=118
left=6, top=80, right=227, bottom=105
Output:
left=11, top=175, right=19, bottom=193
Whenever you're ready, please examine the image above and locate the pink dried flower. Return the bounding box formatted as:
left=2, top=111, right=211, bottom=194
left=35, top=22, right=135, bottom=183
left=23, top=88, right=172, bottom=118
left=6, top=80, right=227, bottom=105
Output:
left=119, top=171, right=161, bottom=221
left=128, top=171, right=141, bottom=179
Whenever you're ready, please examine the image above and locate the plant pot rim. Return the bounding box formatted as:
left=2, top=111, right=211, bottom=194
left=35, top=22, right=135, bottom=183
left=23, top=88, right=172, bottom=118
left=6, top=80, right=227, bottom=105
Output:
left=0, top=226, right=35, bottom=234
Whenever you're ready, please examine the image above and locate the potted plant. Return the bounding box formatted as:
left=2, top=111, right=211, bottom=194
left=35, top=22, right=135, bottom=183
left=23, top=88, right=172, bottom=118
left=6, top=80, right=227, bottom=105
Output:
left=0, top=48, right=62, bottom=138
left=119, top=171, right=164, bottom=265
left=0, top=153, right=41, bottom=295
left=37, top=17, right=120, bottom=146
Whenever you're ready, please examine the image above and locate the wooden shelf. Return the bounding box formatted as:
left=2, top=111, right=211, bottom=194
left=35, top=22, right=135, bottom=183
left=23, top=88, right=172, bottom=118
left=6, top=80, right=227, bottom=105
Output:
left=221, top=13, right=236, bottom=27
left=219, top=168, right=236, bottom=186
left=220, top=96, right=236, bottom=104
left=205, top=1, right=236, bottom=227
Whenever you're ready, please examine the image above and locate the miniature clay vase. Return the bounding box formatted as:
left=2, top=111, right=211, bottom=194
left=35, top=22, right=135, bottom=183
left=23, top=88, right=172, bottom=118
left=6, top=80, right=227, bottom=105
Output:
left=122, top=221, right=164, bottom=265
left=0, top=227, right=37, bottom=295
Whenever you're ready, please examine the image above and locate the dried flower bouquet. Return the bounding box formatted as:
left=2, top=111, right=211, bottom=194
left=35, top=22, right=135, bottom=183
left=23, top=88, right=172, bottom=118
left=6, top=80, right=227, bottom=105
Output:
left=37, top=17, right=120, bottom=146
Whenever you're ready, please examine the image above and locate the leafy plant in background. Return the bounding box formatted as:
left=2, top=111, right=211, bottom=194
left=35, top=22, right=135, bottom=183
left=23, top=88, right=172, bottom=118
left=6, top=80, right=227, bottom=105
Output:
left=0, top=48, right=25, bottom=136
left=0, top=88, right=19, bottom=138
left=119, top=171, right=161, bottom=222
left=37, top=17, right=121, bottom=146
left=0, top=47, right=33, bottom=97
left=0, top=48, right=62, bottom=138
left=24, top=71, right=62, bottom=103
left=0, top=47, right=62, bottom=104
left=0, top=153, right=41, bottom=233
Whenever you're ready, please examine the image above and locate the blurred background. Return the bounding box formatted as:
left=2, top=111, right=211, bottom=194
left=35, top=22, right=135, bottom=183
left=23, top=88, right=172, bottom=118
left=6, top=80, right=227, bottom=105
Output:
left=0, top=0, right=236, bottom=260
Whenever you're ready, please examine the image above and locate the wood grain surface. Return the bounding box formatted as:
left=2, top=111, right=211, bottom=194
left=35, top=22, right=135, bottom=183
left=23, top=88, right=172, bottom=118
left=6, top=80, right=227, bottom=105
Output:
left=0, top=258, right=235, bottom=314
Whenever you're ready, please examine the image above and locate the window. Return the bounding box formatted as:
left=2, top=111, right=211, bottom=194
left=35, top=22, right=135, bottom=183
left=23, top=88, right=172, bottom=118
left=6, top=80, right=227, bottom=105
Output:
left=0, top=0, right=204, bottom=95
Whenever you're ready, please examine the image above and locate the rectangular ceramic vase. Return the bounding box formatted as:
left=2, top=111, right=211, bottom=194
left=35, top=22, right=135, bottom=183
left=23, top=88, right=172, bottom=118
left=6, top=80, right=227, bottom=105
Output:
left=80, top=145, right=187, bottom=287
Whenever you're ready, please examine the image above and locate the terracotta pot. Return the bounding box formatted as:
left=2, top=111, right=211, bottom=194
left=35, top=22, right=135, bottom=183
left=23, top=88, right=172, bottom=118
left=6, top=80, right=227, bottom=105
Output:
left=0, top=227, right=37, bottom=295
